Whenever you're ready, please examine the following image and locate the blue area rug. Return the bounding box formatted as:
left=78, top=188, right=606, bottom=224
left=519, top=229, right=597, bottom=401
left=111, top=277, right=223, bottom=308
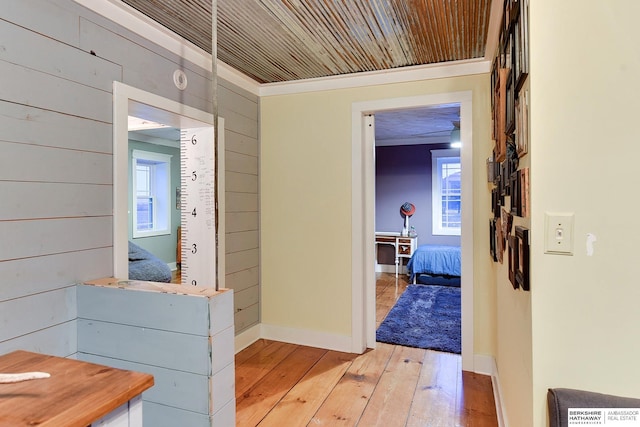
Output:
left=376, top=284, right=461, bottom=354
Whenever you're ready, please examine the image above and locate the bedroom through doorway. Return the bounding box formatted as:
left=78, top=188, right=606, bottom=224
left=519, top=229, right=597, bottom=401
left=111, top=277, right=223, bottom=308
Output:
left=373, top=104, right=463, bottom=355
left=351, top=90, right=473, bottom=371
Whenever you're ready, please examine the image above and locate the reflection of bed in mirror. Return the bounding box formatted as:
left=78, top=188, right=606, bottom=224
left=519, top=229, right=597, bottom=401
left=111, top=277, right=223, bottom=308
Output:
left=407, top=244, right=461, bottom=283
left=128, top=241, right=172, bottom=283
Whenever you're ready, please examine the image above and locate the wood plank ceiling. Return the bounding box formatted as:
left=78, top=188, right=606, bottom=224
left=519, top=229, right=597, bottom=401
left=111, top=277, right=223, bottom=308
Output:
left=120, top=0, right=492, bottom=84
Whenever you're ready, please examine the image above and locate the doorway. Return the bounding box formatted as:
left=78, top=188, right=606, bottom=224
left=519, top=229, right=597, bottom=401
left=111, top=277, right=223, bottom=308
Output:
left=351, top=91, right=474, bottom=371
left=373, top=104, right=462, bottom=353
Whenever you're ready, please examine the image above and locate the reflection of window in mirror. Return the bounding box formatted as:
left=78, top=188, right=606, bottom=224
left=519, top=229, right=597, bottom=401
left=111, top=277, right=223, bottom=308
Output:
left=127, top=117, right=181, bottom=283
left=132, top=150, right=172, bottom=238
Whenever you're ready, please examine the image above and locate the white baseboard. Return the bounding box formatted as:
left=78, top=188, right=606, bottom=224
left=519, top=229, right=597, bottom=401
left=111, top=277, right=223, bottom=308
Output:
left=474, top=354, right=508, bottom=427
left=234, top=324, right=261, bottom=354
left=260, top=323, right=353, bottom=353
left=473, top=354, right=497, bottom=376
left=375, top=264, right=408, bottom=274
left=234, top=323, right=352, bottom=354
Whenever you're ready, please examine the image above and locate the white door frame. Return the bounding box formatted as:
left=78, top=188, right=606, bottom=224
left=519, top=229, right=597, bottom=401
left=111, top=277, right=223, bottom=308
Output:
left=351, top=91, right=474, bottom=372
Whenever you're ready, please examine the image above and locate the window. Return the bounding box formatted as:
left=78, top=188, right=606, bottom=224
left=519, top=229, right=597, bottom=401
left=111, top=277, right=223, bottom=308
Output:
left=132, top=150, right=172, bottom=238
left=432, top=149, right=461, bottom=236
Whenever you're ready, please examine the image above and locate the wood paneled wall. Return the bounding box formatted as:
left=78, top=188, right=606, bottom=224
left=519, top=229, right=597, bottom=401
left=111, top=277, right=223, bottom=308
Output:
left=0, top=0, right=260, bottom=355
left=220, top=82, right=260, bottom=334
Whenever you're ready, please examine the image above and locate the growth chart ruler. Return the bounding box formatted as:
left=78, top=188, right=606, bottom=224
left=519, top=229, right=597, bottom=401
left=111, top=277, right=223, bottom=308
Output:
left=180, top=126, right=216, bottom=288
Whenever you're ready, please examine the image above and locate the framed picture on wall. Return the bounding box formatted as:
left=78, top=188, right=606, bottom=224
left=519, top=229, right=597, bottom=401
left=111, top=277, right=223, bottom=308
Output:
left=520, top=167, right=530, bottom=217
left=496, top=216, right=504, bottom=264
left=490, top=219, right=497, bottom=262
left=515, top=226, right=530, bottom=291
left=501, top=207, right=513, bottom=236
left=519, top=0, right=530, bottom=78
left=510, top=170, right=521, bottom=216
left=508, top=234, right=518, bottom=289
left=516, top=89, right=529, bottom=157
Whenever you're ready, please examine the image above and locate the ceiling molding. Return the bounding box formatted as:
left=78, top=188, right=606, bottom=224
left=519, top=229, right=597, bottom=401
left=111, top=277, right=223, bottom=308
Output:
left=376, top=135, right=450, bottom=147
left=259, top=59, right=491, bottom=97
left=483, top=0, right=505, bottom=62
left=74, top=0, right=491, bottom=99
left=73, top=0, right=261, bottom=96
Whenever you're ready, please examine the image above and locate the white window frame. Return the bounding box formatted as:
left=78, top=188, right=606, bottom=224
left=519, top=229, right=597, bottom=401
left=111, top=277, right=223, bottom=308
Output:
left=131, top=149, right=172, bottom=238
left=431, top=148, right=461, bottom=236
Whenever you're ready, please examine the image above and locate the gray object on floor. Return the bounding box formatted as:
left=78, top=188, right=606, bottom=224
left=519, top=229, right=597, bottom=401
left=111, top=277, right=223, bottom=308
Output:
left=548, top=388, right=640, bottom=427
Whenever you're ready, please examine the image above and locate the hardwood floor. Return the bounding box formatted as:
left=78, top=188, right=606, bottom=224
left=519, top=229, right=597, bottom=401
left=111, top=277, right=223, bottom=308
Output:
left=235, top=273, right=498, bottom=426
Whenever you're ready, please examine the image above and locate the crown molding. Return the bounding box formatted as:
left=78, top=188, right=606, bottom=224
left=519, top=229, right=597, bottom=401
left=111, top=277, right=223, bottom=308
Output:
left=484, top=0, right=505, bottom=62
left=72, top=0, right=261, bottom=96
left=376, top=135, right=451, bottom=147
left=74, top=0, right=491, bottom=99
left=259, top=59, right=490, bottom=97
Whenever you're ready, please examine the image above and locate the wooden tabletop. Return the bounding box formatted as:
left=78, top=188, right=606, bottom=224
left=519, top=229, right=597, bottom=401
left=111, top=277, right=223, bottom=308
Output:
left=0, top=350, right=154, bottom=427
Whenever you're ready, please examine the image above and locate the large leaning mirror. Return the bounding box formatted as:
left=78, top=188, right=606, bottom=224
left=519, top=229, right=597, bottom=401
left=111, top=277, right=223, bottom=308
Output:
left=113, top=82, right=219, bottom=287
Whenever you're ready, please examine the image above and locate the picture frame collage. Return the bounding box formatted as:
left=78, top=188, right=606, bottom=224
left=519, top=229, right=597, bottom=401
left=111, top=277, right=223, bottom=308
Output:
left=488, top=0, right=530, bottom=291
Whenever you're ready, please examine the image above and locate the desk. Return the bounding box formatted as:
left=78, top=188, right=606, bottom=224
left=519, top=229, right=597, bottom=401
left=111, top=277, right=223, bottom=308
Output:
left=0, top=350, right=153, bottom=427
left=375, top=232, right=418, bottom=276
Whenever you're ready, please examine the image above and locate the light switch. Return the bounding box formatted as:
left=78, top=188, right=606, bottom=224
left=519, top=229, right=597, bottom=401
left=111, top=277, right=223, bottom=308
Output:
left=545, top=213, right=574, bottom=255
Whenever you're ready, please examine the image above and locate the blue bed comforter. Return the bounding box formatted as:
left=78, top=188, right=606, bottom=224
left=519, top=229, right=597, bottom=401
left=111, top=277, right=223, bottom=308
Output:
left=128, top=241, right=172, bottom=283
left=407, top=245, right=461, bottom=280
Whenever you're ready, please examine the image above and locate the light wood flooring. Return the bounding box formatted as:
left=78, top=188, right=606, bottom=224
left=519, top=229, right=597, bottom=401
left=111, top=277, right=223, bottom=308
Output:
left=235, top=273, right=498, bottom=426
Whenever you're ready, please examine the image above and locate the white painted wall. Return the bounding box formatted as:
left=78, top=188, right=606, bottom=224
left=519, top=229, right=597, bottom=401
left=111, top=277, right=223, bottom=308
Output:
left=260, top=74, right=495, bottom=356
left=512, top=1, right=640, bottom=426
left=0, top=0, right=259, bottom=357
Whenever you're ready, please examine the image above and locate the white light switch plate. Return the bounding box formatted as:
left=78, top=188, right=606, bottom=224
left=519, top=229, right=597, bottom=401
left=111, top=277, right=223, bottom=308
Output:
left=544, top=213, right=574, bottom=255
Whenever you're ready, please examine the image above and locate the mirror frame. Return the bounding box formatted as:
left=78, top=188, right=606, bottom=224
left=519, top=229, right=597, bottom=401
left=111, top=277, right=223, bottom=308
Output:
left=113, top=82, right=222, bottom=285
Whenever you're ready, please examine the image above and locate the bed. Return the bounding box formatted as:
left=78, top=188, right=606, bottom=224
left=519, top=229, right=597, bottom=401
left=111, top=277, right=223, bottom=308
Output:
left=128, top=241, right=172, bottom=283
left=407, top=245, right=461, bottom=282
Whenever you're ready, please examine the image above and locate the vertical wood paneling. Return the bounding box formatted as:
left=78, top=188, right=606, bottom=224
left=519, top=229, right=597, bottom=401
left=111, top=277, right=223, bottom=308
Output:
left=226, top=151, right=258, bottom=176
left=0, top=248, right=112, bottom=302
left=77, top=285, right=211, bottom=336
left=0, top=287, right=77, bottom=342
left=219, top=78, right=260, bottom=334
left=218, top=109, right=258, bottom=138
left=225, top=230, right=258, bottom=253
left=225, top=171, right=258, bottom=193
left=219, top=85, right=258, bottom=121
left=0, top=142, right=112, bottom=184
left=0, top=217, right=112, bottom=261
left=78, top=319, right=211, bottom=375
left=234, top=304, right=260, bottom=334
left=0, top=321, right=77, bottom=358
left=79, top=353, right=211, bottom=415
left=143, top=402, right=210, bottom=427
left=78, top=18, right=212, bottom=114
left=0, top=19, right=121, bottom=92
left=0, top=60, right=113, bottom=123
left=2, top=0, right=261, bottom=364
left=234, top=286, right=259, bottom=313
left=225, top=193, right=258, bottom=213
left=0, top=101, right=113, bottom=153
left=225, top=212, right=259, bottom=233
left=78, top=285, right=236, bottom=425
left=2, top=0, right=80, bottom=46
left=225, top=267, right=259, bottom=293
left=224, top=130, right=258, bottom=157
left=0, top=182, right=111, bottom=220
left=226, top=249, right=259, bottom=275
